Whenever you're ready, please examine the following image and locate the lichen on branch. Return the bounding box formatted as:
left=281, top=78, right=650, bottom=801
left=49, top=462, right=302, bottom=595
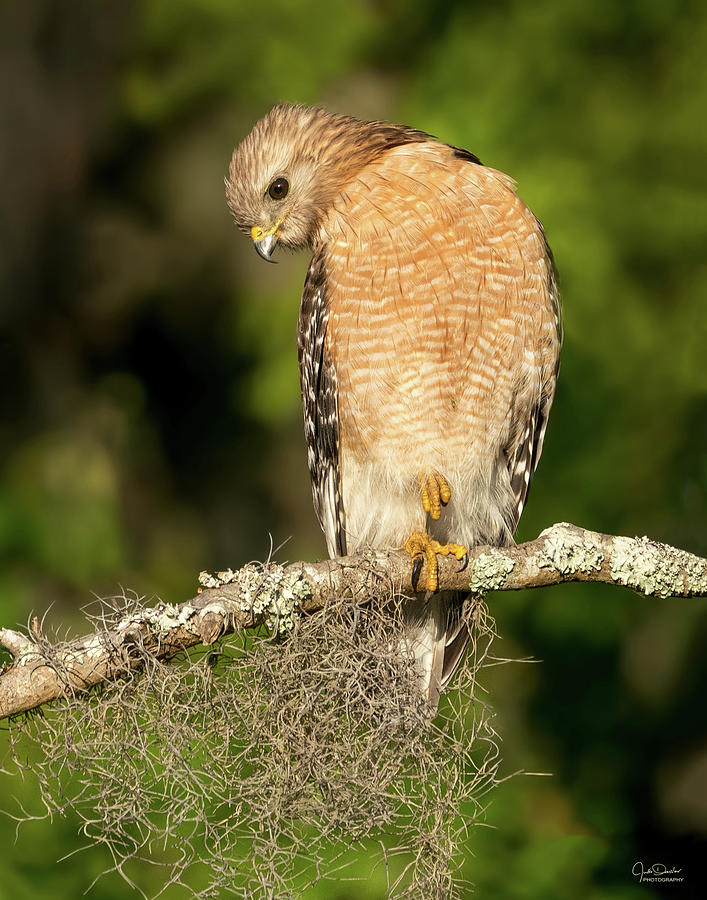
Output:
left=1, top=522, right=705, bottom=721
left=1, top=522, right=704, bottom=899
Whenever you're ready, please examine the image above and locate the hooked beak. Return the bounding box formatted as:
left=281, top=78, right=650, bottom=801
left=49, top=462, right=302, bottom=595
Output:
left=251, top=224, right=280, bottom=263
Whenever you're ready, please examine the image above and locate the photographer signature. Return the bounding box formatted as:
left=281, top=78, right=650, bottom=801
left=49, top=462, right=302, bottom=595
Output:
left=632, top=861, right=685, bottom=884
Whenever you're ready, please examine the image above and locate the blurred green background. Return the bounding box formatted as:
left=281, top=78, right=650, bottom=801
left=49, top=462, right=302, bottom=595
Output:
left=1, top=0, right=706, bottom=897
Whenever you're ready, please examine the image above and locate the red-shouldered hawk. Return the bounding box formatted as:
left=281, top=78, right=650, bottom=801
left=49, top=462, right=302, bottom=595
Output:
left=226, top=104, right=561, bottom=707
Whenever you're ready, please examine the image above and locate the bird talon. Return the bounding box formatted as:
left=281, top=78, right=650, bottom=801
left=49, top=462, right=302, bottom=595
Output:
left=418, top=472, right=452, bottom=521
left=411, top=555, right=424, bottom=591
left=405, top=532, right=468, bottom=594
left=457, top=552, right=469, bottom=573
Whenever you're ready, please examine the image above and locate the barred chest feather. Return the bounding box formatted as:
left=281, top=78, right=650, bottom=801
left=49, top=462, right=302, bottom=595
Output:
left=311, top=144, right=557, bottom=554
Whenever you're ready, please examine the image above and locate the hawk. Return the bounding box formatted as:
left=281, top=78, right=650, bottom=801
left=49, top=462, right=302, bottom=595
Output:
left=226, top=103, right=561, bottom=707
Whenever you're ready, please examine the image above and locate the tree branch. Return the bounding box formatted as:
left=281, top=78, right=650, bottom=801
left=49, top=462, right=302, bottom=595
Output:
left=1, top=522, right=705, bottom=720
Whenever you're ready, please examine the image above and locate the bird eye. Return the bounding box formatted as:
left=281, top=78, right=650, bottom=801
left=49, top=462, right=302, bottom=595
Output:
left=268, top=177, right=289, bottom=200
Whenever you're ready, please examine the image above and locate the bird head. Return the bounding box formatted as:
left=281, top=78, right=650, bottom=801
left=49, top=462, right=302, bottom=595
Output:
left=226, top=104, right=340, bottom=261
left=226, top=103, right=431, bottom=262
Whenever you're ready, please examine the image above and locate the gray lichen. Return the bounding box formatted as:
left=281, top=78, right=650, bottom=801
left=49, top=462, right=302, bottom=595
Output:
left=198, top=565, right=311, bottom=636
left=468, top=550, right=515, bottom=592
left=115, top=601, right=194, bottom=640
left=538, top=523, right=604, bottom=575
left=610, top=535, right=707, bottom=598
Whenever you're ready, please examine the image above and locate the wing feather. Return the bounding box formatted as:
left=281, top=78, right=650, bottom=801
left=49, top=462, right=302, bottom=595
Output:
left=506, top=233, right=562, bottom=532
left=298, top=248, right=347, bottom=557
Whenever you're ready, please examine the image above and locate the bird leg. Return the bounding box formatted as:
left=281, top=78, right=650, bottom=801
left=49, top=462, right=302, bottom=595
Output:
left=405, top=472, right=467, bottom=594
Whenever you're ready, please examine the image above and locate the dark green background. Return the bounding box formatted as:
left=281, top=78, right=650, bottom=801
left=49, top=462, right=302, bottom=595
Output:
left=1, top=0, right=706, bottom=897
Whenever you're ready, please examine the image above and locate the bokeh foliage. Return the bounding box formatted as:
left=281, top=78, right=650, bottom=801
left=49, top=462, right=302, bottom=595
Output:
left=0, top=0, right=705, bottom=897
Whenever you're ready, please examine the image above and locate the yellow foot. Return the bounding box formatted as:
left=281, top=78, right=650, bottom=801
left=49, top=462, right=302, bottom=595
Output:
left=419, top=472, right=452, bottom=520
left=404, top=531, right=468, bottom=594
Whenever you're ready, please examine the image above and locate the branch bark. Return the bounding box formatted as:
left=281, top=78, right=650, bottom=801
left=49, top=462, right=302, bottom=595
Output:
left=1, top=522, right=705, bottom=720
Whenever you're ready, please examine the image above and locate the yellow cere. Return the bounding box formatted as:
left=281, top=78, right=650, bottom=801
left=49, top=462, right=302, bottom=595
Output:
left=251, top=220, right=283, bottom=242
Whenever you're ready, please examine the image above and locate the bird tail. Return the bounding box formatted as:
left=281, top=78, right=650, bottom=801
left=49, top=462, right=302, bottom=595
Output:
left=402, top=592, right=470, bottom=711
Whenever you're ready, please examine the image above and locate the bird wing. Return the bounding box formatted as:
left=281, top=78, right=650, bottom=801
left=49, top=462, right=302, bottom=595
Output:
left=505, top=234, right=562, bottom=532
left=298, top=247, right=347, bottom=557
